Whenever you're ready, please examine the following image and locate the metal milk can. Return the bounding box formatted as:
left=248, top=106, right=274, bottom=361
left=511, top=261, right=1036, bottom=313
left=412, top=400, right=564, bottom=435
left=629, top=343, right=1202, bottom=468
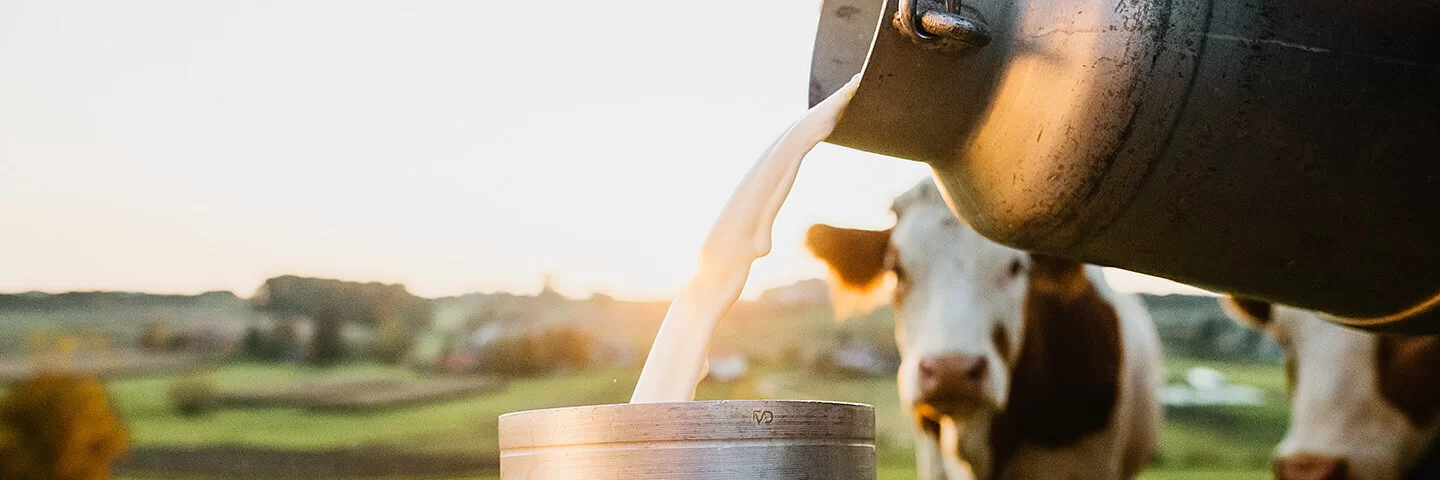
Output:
left=811, top=0, right=1439, bottom=332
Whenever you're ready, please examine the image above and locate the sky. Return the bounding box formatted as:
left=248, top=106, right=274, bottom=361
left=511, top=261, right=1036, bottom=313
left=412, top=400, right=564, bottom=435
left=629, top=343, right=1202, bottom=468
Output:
left=0, top=0, right=1208, bottom=300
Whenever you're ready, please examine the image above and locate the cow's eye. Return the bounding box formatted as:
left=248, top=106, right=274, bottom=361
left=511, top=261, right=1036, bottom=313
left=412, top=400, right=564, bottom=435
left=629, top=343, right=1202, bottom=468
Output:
left=1007, top=258, right=1025, bottom=277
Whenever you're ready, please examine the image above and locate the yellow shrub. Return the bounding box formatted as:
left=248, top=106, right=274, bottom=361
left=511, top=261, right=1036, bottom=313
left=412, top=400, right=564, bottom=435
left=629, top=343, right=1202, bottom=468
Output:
left=0, top=373, right=130, bottom=480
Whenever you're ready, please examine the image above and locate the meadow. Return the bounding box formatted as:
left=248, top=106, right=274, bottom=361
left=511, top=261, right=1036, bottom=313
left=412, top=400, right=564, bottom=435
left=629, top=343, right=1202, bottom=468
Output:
left=1, top=289, right=1282, bottom=478
left=107, top=357, right=1285, bottom=479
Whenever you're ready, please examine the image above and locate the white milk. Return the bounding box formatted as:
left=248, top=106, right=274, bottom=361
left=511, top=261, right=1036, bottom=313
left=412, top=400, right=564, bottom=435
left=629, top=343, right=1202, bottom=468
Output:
left=630, top=75, right=862, bottom=403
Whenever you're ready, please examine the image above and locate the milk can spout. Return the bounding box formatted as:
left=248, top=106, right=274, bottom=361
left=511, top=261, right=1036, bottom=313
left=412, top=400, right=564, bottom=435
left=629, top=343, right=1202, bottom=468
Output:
left=809, top=0, right=1440, bottom=333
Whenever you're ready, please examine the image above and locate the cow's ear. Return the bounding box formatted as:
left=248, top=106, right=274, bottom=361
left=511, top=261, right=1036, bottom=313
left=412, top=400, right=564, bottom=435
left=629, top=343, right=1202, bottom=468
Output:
left=805, top=224, right=892, bottom=291
left=806, top=224, right=893, bottom=318
left=1220, top=296, right=1274, bottom=328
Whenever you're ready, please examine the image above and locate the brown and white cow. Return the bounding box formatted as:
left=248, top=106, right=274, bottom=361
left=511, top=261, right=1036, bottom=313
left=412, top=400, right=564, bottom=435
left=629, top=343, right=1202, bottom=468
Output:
left=806, top=180, right=1162, bottom=480
left=1222, top=298, right=1440, bottom=480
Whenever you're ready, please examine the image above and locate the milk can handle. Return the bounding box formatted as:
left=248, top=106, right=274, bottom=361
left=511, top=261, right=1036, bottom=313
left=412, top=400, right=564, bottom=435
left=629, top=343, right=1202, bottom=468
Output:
left=896, top=0, right=992, bottom=51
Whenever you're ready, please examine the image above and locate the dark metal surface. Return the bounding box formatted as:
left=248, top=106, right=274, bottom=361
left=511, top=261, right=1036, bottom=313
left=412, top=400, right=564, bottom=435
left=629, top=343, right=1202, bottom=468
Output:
left=810, top=0, right=1440, bottom=332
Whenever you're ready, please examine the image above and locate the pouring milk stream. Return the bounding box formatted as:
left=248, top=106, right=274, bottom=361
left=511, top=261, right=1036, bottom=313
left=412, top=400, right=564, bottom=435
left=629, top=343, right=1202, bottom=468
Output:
left=630, top=75, right=862, bottom=403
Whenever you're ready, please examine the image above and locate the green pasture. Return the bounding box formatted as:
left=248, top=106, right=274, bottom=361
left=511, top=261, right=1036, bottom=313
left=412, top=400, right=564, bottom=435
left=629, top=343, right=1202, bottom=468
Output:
left=101, top=357, right=1285, bottom=479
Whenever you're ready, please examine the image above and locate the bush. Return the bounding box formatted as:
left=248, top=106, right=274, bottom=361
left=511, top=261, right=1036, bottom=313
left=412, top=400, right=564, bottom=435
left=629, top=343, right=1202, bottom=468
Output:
left=538, top=328, right=591, bottom=371
left=168, top=377, right=218, bottom=416
left=479, top=335, right=543, bottom=375
left=0, top=373, right=130, bottom=480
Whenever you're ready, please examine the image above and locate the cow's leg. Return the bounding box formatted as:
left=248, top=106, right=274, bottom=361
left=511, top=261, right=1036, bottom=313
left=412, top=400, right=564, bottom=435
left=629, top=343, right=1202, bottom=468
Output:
left=914, top=417, right=949, bottom=480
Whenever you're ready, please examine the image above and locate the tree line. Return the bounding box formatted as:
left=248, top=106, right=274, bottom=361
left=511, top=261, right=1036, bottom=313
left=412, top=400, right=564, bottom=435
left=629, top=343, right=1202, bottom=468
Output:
left=245, top=276, right=432, bottom=365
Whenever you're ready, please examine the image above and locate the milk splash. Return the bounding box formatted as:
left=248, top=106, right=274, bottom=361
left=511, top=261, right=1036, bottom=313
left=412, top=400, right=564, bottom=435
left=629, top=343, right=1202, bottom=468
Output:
left=630, top=75, right=862, bottom=403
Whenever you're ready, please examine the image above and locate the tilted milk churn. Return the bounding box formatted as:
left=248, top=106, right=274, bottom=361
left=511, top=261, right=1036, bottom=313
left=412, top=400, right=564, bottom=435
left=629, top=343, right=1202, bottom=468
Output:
left=810, top=0, right=1439, bottom=332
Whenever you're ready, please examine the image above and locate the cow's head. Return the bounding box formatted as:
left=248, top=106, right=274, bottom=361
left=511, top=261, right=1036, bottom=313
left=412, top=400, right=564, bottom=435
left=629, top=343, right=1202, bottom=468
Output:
left=1223, top=298, right=1440, bottom=480
left=805, top=181, right=1032, bottom=419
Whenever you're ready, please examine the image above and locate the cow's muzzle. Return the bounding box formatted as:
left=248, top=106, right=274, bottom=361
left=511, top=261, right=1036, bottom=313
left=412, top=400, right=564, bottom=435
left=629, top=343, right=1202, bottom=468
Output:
left=914, top=353, right=992, bottom=416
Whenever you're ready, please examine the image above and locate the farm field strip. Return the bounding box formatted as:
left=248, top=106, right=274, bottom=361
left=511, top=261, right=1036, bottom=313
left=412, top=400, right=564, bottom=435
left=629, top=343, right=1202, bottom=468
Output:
left=105, top=359, right=1282, bottom=479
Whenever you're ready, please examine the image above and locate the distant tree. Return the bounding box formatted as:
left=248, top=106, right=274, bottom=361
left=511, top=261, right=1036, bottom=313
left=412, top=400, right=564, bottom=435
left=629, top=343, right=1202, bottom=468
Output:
left=373, top=312, right=413, bottom=365
left=166, top=331, right=193, bottom=352
left=274, top=317, right=304, bottom=363
left=476, top=327, right=596, bottom=376
left=536, top=274, right=566, bottom=304
left=250, top=275, right=433, bottom=364
left=1237, top=328, right=1270, bottom=359
left=519, top=334, right=550, bottom=373
left=241, top=324, right=268, bottom=359
left=1194, top=316, right=1231, bottom=360
left=308, top=309, right=346, bottom=366
left=541, top=328, right=592, bottom=371
left=139, top=321, right=174, bottom=353
left=478, top=335, right=531, bottom=375
left=251, top=276, right=431, bottom=330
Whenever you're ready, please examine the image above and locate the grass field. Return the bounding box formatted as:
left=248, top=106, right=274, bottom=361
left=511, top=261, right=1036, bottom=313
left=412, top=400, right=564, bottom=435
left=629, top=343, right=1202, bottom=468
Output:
left=112, top=362, right=630, bottom=454
left=99, top=357, right=1285, bottom=479
left=1156, top=358, right=1288, bottom=471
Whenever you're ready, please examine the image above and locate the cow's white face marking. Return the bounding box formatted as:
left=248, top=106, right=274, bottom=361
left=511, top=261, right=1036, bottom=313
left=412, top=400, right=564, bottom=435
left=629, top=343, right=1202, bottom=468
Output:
left=1229, top=304, right=1439, bottom=480
left=889, top=184, right=1029, bottom=417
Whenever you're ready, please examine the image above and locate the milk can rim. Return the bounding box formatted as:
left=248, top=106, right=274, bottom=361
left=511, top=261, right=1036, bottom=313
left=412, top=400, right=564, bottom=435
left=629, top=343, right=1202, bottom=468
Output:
left=498, top=399, right=873, bottom=421
left=497, top=400, right=876, bottom=449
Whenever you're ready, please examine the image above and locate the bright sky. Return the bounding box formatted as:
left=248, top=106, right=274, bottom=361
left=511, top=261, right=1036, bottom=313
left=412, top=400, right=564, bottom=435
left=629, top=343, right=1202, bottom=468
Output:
left=0, top=0, right=1207, bottom=300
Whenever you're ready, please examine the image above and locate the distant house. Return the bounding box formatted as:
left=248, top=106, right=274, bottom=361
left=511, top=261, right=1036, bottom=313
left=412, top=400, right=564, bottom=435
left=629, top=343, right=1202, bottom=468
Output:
left=830, top=341, right=900, bottom=377
left=468, top=323, right=506, bottom=349
left=428, top=322, right=510, bottom=374
left=706, top=354, right=749, bottom=383
left=438, top=346, right=481, bottom=373
left=1162, top=367, right=1264, bottom=406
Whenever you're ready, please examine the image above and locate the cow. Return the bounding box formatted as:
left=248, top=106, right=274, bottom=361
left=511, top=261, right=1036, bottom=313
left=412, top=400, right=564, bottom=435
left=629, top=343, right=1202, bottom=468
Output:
left=805, top=180, right=1162, bottom=479
left=1222, top=298, right=1440, bottom=480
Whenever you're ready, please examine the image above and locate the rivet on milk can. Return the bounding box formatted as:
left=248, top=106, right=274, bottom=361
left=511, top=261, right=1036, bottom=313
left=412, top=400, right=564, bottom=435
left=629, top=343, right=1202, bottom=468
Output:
left=810, top=0, right=1440, bottom=333
left=498, top=400, right=876, bottom=479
